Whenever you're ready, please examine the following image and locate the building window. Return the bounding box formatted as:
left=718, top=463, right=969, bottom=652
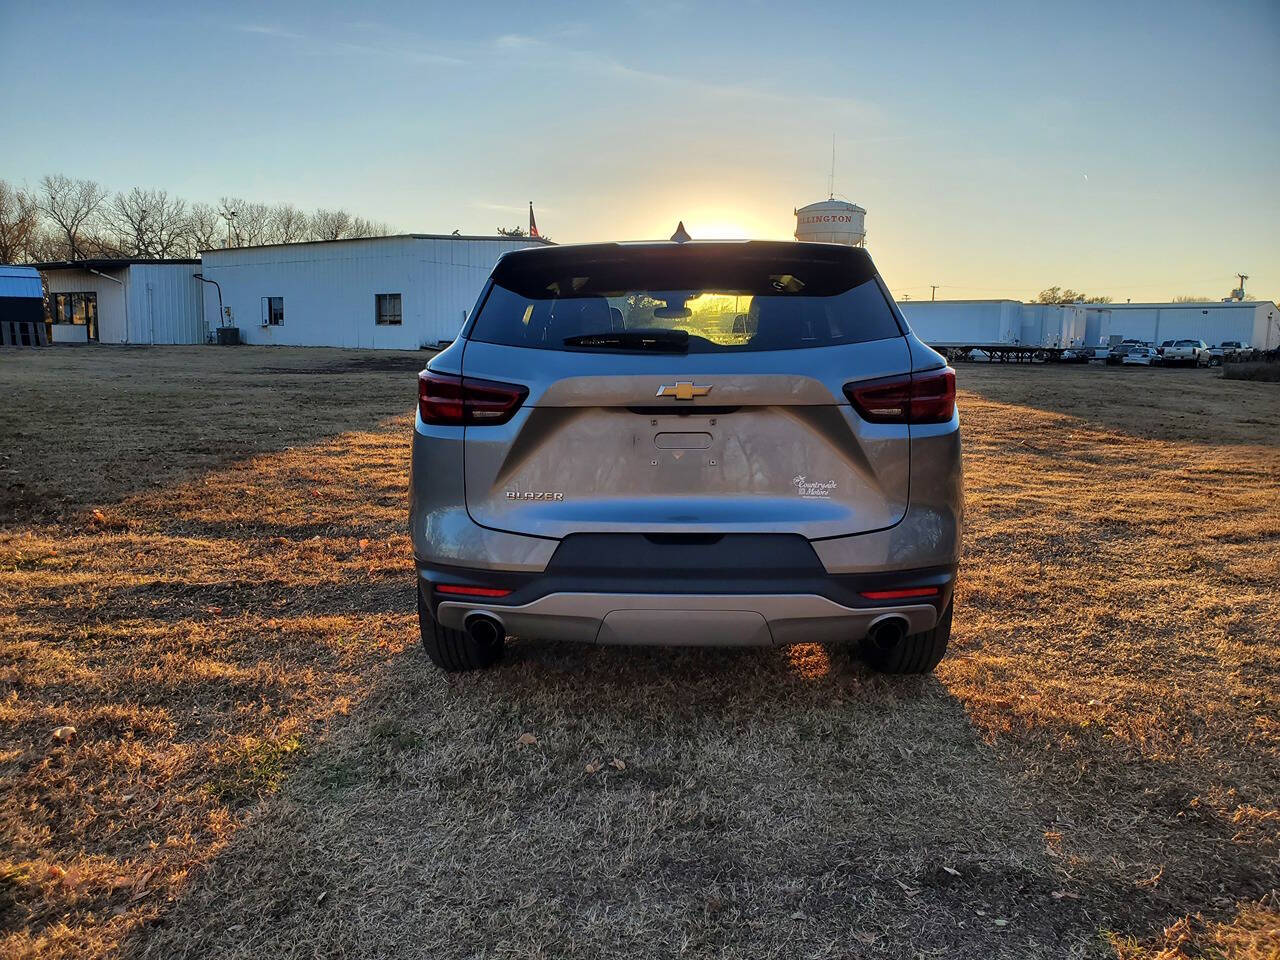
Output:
left=376, top=293, right=402, bottom=325
left=261, top=296, right=284, bottom=325
left=53, top=292, right=99, bottom=340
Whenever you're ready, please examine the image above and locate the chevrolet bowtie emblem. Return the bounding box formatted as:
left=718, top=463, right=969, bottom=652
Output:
left=656, top=381, right=712, bottom=400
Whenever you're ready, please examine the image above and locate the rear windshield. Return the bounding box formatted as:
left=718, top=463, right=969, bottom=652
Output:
left=468, top=243, right=902, bottom=353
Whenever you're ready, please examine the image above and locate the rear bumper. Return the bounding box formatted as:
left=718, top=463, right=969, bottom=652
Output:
left=434, top=591, right=938, bottom=646
left=417, top=543, right=954, bottom=646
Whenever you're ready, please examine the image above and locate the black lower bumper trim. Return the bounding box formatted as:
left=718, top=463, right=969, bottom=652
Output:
left=416, top=533, right=955, bottom=620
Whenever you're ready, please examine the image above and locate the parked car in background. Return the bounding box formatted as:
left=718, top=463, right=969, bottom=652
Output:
left=1209, top=340, right=1254, bottom=364
left=1161, top=339, right=1211, bottom=367
left=1108, top=339, right=1149, bottom=365
left=410, top=239, right=962, bottom=674
left=1122, top=346, right=1159, bottom=366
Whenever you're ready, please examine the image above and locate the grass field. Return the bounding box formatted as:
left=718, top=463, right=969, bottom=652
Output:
left=1, top=346, right=1277, bottom=959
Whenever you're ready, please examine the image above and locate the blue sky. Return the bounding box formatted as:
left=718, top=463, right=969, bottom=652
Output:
left=2, top=0, right=1277, bottom=301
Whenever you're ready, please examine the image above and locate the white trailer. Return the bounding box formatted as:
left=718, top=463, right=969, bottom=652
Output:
left=897, top=300, right=1023, bottom=347
left=898, top=299, right=1087, bottom=361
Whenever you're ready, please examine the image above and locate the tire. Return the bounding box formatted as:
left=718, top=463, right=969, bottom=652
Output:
left=864, top=603, right=952, bottom=674
left=417, top=584, right=504, bottom=671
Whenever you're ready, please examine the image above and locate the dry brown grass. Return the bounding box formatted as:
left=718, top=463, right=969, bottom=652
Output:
left=1222, top=362, right=1280, bottom=384
left=1, top=349, right=1277, bottom=959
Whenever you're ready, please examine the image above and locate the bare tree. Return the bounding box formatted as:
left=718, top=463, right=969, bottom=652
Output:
left=216, top=197, right=275, bottom=247
left=1034, top=286, right=1112, bottom=304
left=311, top=208, right=355, bottom=241
left=106, top=187, right=150, bottom=256
left=106, top=188, right=190, bottom=258
left=38, top=174, right=107, bottom=260
left=149, top=191, right=190, bottom=258
left=0, top=179, right=41, bottom=263
left=25, top=173, right=400, bottom=256
left=186, top=202, right=222, bottom=254
left=1171, top=295, right=1213, bottom=303
left=271, top=203, right=310, bottom=243
left=349, top=216, right=392, bottom=238
left=23, top=226, right=71, bottom=264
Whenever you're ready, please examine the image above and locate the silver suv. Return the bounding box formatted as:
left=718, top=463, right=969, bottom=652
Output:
left=410, top=240, right=962, bottom=673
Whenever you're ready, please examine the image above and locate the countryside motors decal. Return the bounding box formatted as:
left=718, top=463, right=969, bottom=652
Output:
left=793, top=475, right=838, bottom=498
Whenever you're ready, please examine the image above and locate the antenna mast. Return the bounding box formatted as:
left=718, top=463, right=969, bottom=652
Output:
left=828, top=134, right=836, bottom=199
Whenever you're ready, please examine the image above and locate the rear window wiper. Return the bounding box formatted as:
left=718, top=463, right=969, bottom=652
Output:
left=563, top=329, right=690, bottom=352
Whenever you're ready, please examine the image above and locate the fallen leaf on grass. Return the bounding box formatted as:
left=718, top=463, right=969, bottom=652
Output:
left=517, top=733, right=538, bottom=746
left=52, top=725, right=76, bottom=742
left=585, top=761, right=600, bottom=774
left=610, top=758, right=626, bottom=771
left=942, top=865, right=961, bottom=877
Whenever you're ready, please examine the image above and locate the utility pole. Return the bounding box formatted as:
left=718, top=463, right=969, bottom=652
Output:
left=223, top=210, right=237, bottom=249
left=931, top=285, right=938, bottom=302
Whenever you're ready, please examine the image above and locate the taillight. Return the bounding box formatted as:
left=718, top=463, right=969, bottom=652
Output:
left=908, top=368, right=956, bottom=423
left=417, top=370, right=528, bottom=426
left=844, top=368, right=956, bottom=425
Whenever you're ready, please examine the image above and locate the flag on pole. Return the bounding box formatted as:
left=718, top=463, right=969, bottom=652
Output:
left=528, top=201, right=539, bottom=238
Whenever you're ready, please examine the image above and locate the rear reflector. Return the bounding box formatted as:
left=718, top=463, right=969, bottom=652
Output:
left=435, top=583, right=514, bottom=598
left=860, top=586, right=940, bottom=600
left=844, top=368, right=956, bottom=425
left=418, top=369, right=528, bottom=426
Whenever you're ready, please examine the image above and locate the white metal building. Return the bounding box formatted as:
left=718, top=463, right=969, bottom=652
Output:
left=198, top=234, right=550, bottom=350
left=36, top=259, right=205, bottom=344
left=1082, top=301, right=1278, bottom=350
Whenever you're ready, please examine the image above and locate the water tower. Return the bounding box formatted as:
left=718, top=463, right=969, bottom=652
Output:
left=794, top=198, right=867, bottom=246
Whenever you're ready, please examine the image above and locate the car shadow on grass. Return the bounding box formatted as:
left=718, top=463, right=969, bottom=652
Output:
left=128, top=638, right=1132, bottom=960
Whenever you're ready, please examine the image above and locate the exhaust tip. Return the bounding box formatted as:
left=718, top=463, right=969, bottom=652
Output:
left=464, top=614, right=504, bottom=647
left=867, top=616, right=909, bottom=652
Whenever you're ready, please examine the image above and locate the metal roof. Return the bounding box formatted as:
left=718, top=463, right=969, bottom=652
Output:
left=1085, top=300, right=1273, bottom=310
left=0, top=264, right=43, bottom=298
left=198, top=233, right=554, bottom=255
left=32, top=258, right=200, bottom=271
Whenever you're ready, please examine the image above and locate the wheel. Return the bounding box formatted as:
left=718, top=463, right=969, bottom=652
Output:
left=863, top=603, right=952, bottom=674
left=417, top=583, right=504, bottom=671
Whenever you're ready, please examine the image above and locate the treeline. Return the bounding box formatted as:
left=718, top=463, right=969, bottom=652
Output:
left=0, top=174, right=395, bottom=264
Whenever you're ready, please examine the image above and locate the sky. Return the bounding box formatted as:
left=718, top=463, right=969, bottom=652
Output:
left=2, top=0, right=1278, bottom=302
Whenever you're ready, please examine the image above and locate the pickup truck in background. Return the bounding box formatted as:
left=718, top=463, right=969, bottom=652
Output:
left=1159, top=339, right=1211, bottom=367
left=1208, top=340, right=1255, bottom=364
